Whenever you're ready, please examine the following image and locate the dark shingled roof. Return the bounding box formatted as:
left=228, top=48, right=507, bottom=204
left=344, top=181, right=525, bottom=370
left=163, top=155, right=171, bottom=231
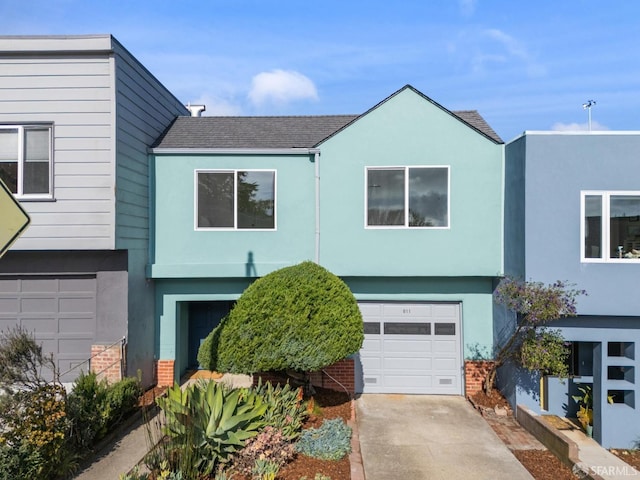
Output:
left=152, top=87, right=503, bottom=149
left=453, top=110, right=502, bottom=143
left=153, top=115, right=358, bottom=150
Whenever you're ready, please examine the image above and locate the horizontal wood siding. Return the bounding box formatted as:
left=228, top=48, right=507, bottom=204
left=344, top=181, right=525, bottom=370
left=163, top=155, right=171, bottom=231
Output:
left=0, top=52, right=115, bottom=250
left=113, top=41, right=187, bottom=252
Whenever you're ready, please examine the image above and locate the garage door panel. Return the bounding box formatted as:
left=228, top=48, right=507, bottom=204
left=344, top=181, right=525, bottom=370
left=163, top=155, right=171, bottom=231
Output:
left=385, top=374, right=432, bottom=388
left=432, top=303, right=458, bottom=317
left=59, top=297, right=95, bottom=313
left=434, top=339, right=457, bottom=353
left=361, top=356, right=382, bottom=370
left=21, top=297, right=58, bottom=313
left=59, top=277, right=95, bottom=292
left=358, top=301, right=461, bottom=395
left=20, top=278, right=58, bottom=292
left=0, top=298, right=18, bottom=312
left=382, top=303, right=432, bottom=316
left=0, top=279, right=18, bottom=293
left=22, top=317, right=58, bottom=333
left=434, top=358, right=458, bottom=370
left=59, top=317, right=94, bottom=333
left=384, top=356, right=431, bottom=370
left=0, top=276, right=97, bottom=382
left=384, top=339, right=432, bottom=353
left=359, top=303, right=382, bottom=316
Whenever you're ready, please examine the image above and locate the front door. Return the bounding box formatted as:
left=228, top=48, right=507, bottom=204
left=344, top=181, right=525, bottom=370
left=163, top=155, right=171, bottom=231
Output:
left=188, top=301, right=233, bottom=369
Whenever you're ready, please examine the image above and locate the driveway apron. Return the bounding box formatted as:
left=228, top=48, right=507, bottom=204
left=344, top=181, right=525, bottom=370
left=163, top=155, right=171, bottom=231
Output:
left=356, top=394, right=533, bottom=480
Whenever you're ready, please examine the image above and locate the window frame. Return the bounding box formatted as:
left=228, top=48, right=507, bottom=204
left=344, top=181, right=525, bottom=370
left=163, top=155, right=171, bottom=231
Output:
left=0, top=124, right=53, bottom=199
left=364, top=165, right=450, bottom=229
left=581, top=190, right=640, bottom=263
left=194, top=168, right=277, bottom=231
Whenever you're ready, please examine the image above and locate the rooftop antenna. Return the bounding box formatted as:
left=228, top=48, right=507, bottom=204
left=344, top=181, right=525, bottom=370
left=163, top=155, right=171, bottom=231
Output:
left=582, top=100, right=596, bottom=132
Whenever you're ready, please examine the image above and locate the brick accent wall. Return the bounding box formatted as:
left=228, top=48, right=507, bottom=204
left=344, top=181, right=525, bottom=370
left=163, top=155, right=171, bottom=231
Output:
left=464, top=360, right=495, bottom=397
left=90, top=344, right=123, bottom=383
left=157, top=359, right=176, bottom=387
left=253, top=358, right=356, bottom=396
left=310, top=358, right=355, bottom=395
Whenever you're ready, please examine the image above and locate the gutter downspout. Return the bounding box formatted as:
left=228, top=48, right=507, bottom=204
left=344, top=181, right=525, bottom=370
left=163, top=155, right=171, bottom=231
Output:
left=312, top=149, right=321, bottom=264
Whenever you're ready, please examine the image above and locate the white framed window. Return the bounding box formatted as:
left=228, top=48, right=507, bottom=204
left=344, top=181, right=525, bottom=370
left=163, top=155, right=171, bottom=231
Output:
left=581, top=191, right=640, bottom=262
left=0, top=125, right=53, bottom=198
left=195, top=169, right=276, bottom=230
left=365, top=166, right=449, bottom=228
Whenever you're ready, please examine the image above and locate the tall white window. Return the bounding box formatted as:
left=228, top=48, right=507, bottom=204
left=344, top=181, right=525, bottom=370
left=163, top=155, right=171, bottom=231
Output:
left=0, top=125, right=52, bottom=197
left=582, top=191, right=640, bottom=261
left=196, top=170, right=276, bottom=230
left=366, top=166, right=449, bottom=228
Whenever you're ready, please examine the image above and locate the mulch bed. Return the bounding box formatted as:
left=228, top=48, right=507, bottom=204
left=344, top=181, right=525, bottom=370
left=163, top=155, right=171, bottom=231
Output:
left=230, top=386, right=352, bottom=480
left=513, top=450, right=579, bottom=480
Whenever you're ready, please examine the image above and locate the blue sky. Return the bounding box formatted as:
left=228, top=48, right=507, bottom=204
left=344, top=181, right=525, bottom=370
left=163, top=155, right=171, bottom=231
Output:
left=2, top=0, right=639, bottom=141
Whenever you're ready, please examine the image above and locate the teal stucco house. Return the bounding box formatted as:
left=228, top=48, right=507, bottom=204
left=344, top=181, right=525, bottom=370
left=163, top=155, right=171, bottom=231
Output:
left=149, top=85, right=505, bottom=396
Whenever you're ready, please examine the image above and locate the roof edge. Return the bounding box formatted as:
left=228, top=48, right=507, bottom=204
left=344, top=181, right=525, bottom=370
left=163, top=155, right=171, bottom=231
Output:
left=316, top=84, right=503, bottom=145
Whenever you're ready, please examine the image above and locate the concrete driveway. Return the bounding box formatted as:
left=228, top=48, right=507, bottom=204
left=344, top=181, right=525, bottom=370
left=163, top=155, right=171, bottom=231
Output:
left=356, top=395, right=533, bottom=480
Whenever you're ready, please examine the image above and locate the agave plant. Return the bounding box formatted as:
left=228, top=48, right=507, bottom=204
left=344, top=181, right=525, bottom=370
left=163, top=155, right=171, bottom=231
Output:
left=156, top=381, right=267, bottom=476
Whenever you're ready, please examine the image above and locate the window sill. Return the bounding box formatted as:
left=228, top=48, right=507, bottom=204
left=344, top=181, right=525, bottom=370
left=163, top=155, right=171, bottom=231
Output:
left=16, top=196, right=55, bottom=202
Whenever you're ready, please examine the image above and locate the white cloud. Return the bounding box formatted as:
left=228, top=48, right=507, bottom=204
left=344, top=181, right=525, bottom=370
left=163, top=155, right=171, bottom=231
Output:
left=551, top=120, right=609, bottom=131
left=190, top=94, right=243, bottom=116
left=248, top=70, right=318, bottom=107
left=473, top=28, right=546, bottom=77
left=459, top=0, right=477, bottom=16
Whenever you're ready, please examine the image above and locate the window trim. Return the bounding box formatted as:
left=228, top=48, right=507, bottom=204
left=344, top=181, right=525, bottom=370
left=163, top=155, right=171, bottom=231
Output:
left=581, top=190, right=640, bottom=263
left=194, top=168, right=277, bottom=231
left=0, top=124, right=53, bottom=199
left=364, top=165, right=450, bottom=229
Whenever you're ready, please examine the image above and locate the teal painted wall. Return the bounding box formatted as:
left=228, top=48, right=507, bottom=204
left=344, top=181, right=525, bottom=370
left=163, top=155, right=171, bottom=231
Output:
left=152, top=153, right=316, bottom=278
left=155, top=278, right=252, bottom=381
left=156, top=275, right=496, bottom=380
left=151, top=88, right=505, bottom=374
left=318, top=88, right=503, bottom=277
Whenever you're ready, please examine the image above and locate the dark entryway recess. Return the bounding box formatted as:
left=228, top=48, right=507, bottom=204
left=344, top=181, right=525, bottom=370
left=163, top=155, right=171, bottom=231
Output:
left=188, top=301, right=234, bottom=369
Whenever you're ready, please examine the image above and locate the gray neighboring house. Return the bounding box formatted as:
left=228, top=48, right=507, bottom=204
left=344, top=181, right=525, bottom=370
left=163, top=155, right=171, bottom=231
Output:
left=0, top=35, right=188, bottom=386
left=500, top=131, right=640, bottom=448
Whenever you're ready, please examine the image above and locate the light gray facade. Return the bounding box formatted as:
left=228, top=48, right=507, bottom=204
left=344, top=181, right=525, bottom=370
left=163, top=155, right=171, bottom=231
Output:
left=0, top=35, right=187, bottom=387
left=501, top=132, right=640, bottom=448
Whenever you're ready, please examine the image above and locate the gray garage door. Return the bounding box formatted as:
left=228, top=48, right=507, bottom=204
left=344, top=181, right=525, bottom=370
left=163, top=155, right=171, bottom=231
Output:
left=0, top=275, right=97, bottom=382
left=356, top=302, right=462, bottom=394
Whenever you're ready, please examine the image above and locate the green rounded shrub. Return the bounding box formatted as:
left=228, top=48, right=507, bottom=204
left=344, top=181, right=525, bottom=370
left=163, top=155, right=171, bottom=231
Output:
left=198, top=261, right=363, bottom=374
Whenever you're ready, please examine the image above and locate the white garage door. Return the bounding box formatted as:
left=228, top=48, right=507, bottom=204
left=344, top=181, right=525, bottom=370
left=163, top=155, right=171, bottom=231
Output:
left=356, top=302, right=462, bottom=394
left=0, top=276, right=97, bottom=382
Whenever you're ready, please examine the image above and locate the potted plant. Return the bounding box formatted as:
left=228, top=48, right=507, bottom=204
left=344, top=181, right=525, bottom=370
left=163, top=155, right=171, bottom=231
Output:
left=572, top=385, right=614, bottom=437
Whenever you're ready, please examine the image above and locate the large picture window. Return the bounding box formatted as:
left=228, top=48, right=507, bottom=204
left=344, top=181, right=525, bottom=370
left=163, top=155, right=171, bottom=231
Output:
left=0, top=125, right=52, bottom=197
left=582, top=191, right=640, bottom=261
left=196, top=170, right=276, bottom=230
left=366, top=166, right=449, bottom=228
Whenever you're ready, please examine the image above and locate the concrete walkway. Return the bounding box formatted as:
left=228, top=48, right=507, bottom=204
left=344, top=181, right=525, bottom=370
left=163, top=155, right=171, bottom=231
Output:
left=73, top=410, right=160, bottom=480
left=562, top=429, right=639, bottom=480
left=356, top=394, right=534, bottom=480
